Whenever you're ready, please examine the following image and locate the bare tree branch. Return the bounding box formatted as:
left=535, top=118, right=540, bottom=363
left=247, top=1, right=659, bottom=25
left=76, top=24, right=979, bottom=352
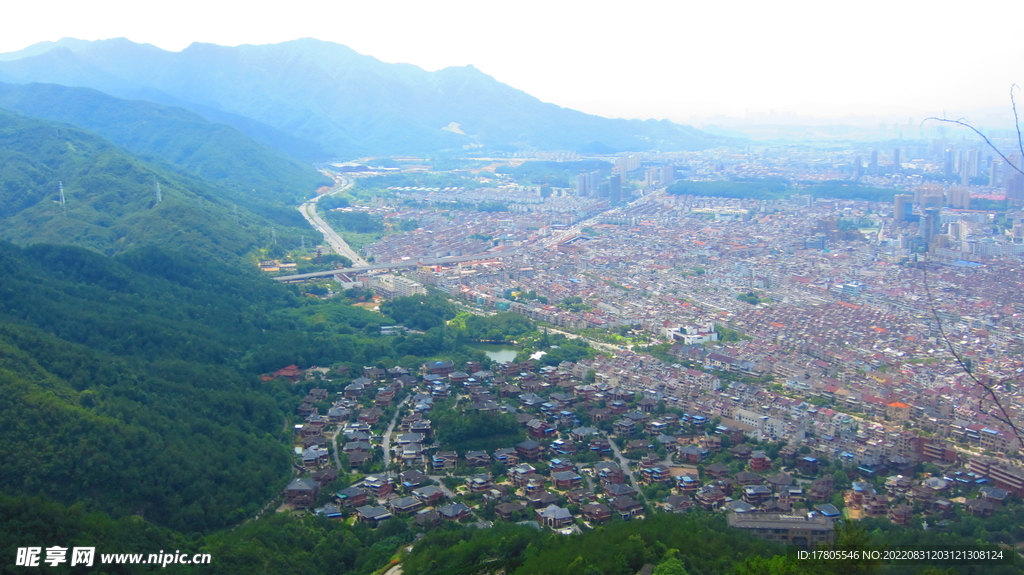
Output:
left=921, top=258, right=1024, bottom=449
left=1012, top=84, right=1024, bottom=163
left=921, top=116, right=1024, bottom=177
left=915, top=86, right=1024, bottom=451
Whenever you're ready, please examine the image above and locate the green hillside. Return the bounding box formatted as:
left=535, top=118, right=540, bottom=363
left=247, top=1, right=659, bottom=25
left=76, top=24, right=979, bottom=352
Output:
left=0, top=241, right=297, bottom=532
left=0, top=242, right=491, bottom=534
left=0, top=107, right=315, bottom=258
left=0, top=82, right=330, bottom=221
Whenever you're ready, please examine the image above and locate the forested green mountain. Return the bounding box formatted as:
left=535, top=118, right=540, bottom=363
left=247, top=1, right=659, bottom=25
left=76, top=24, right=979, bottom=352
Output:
left=0, top=244, right=460, bottom=535
left=0, top=82, right=330, bottom=214
left=0, top=37, right=730, bottom=157
left=0, top=107, right=316, bottom=257
left=0, top=242, right=297, bottom=532
left=0, top=234, right=423, bottom=568
left=0, top=244, right=517, bottom=535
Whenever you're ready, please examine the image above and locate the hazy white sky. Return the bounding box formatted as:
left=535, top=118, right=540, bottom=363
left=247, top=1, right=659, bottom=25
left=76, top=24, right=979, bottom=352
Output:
left=3, top=0, right=1023, bottom=125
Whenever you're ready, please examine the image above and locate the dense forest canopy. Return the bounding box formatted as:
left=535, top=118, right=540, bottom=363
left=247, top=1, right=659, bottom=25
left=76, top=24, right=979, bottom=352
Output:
left=433, top=401, right=526, bottom=453
left=0, top=241, right=300, bottom=532
left=0, top=242, right=575, bottom=536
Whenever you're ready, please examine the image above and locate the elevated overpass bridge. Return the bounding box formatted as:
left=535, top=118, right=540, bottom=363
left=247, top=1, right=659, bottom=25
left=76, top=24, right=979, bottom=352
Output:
left=272, top=250, right=521, bottom=282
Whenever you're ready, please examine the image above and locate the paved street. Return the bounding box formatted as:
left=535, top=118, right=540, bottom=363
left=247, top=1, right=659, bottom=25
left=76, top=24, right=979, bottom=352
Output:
left=298, top=176, right=370, bottom=267
left=606, top=434, right=649, bottom=504
left=381, top=396, right=410, bottom=468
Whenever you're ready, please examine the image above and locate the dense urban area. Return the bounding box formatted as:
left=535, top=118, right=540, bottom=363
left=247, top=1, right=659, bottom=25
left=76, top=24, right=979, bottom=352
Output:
left=262, top=136, right=1024, bottom=559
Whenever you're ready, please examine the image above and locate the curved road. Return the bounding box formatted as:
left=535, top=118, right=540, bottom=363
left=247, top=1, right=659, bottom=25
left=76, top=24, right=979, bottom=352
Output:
left=606, top=434, right=649, bottom=504
left=299, top=175, right=370, bottom=267
left=381, top=396, right=411, bottom=468
left=331, top=426, right=342, bottom=470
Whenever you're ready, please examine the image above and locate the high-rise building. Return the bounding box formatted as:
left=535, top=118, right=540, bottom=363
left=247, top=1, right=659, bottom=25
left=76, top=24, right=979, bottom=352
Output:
left=893, top=194, right=914, bottom=222
left=892, top=148, right=901, bottom=173
left=1008, top=173, right=1024, bottom=202
left=608, top=174, right=623, bottom=206
left=588, top=170, right=601, bottom=195
left=644, top=168, right=659, bottom=188
left=1005, top=155, right=1023, bottom=202
left=853, top=156, right=862, bottom=180
left=921, top=194, right=943, bottom=211
left=575, top=173, right=589, bottom=197
left=947, top=221, right=964, bottom=241
left=1008, top=154, right=1021, bottom=176
left=921, top=207, right=940, bottom=247
left=946, top=187, right=970, bottom=209
left=990, top=161, right=1002, bottom=187
left=791, top=194, right=813, bottom=207
left=660, top=164, right=675, bottom=186
left=869, top=149, right=878, bottom=175
left=958, top=149, right=980, bottom=186
left=914, top=184, right=942, bottom=204
left=803, top=235, right=827, bottom=250
left=613, top=154, right=641, bottom=173
left=944, top=150, right=956, bottom=177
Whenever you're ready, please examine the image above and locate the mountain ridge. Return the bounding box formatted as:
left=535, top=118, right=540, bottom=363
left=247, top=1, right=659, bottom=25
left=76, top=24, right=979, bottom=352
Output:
left=0, top=37, right=732, bottom=158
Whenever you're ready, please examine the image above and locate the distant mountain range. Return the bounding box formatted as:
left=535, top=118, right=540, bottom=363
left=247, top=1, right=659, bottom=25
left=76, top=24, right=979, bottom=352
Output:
left=0, top=37, right=729, bottom=159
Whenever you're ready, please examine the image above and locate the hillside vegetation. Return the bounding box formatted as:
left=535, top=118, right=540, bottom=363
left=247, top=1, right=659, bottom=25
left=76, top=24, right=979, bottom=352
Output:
left=0, top=242, right=296, bottom=532
left=0, top=246, right=542, bottom=534
left=0, top=107, right=315, bottom=257
left=0, top=82, right=330, bottom=222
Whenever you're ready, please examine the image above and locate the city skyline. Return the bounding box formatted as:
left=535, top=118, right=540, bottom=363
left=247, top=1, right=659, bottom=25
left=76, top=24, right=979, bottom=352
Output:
left=2, top=0, right=1023, bottom=130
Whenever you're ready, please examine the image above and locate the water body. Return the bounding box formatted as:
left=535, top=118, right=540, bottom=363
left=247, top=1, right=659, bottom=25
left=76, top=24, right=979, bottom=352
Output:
left=467, top=342, right=519, bottom=363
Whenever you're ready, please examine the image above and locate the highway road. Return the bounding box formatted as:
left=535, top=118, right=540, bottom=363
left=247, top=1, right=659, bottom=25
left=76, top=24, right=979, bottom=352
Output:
left=272, top=250, right=520, bottom=282
left=289, top=179, right=665, bottom=282
left=298, top=176, right=370, bottom=267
